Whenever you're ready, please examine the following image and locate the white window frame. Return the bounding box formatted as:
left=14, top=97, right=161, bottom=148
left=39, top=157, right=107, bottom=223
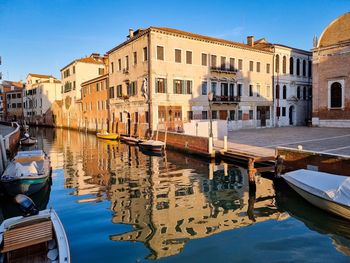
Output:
left=328, top=79, right=345, bottom=109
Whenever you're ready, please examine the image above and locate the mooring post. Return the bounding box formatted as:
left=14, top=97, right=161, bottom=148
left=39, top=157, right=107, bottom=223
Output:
left=209, top=162, right=214, bottom=180
left=223, top=136, right=227, bottom=152
left=248, top=158, right=256, bottom=182
left=209, top=137, right=213, bottom=156
left=164, top=126, right=167, bottom=149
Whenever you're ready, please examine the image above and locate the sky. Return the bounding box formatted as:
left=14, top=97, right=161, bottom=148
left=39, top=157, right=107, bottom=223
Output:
left=0, top=0, right=349, bottom=81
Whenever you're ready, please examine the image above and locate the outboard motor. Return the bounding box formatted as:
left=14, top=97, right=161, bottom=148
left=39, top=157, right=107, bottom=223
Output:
left=14, top=194, right=39, bottom=217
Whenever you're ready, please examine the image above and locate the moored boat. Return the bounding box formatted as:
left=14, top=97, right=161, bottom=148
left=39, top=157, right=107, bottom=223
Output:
left=0, top=150, right=51, bottom=196
left=138, top=140, right=165, bottom=153
left=0, top=195, right=70, bottom=263
left=19, top=133, right=37, bottom=146
left=283, top=169, right=350, bottom=220
left=120, top=136, right=143, bottom=145
left=96, top=130, right=119, bottom=140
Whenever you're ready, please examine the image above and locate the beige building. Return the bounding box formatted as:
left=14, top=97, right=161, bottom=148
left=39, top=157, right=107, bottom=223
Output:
left=312, top=12, right=350, bottom=127
left=60, top=53, right=107, bottom=128
left=24, top=73, right=62, bottom=125
left=107, top=27, right=274, bottom=136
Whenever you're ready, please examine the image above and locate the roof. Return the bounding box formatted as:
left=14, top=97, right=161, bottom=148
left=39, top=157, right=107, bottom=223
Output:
left=107, top=26, right=273, bottom=54
left=81, top=74, right=108, bottom=86
left=318, top=12, right=350, bottom=48
left=28, top=73, right=54, bottom=79
left=1, top=80, right=24, bottom=89
left=60, top=54, right=106, bottom=71
left=254, top=39, right=311, bottom=55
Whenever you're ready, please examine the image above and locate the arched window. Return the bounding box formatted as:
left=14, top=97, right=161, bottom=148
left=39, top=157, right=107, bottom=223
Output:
left=282, top=56, right=286, bottom=74
left=308, top=60, right=312, bottom=77
left=289, top=57, right=294, bottom=74
left=275, top=85, right=280, bottom=99
left=330, top=82, right=342, bottom=108
left=275, top=55, right=280, bottom=73
left=308, top=86, right=312, bottom=100
left=297, top=86, right=301, bottom=99
left=303, top=86, right=306, bottom=100
left=302, top=60, right=306, bottom=76
left=296, top=59, right=300, bottom=76
left=283, top=85, right=287, bottom=99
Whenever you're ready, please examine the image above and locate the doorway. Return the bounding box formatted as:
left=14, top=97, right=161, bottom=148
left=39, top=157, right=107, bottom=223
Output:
left=289, top=106, right=294, bottom=125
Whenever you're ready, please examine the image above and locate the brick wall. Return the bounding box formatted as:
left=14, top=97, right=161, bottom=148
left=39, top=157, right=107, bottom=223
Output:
left=277, top=147, right=350, bottom=176
left=157, top=131, right=209, bottom=157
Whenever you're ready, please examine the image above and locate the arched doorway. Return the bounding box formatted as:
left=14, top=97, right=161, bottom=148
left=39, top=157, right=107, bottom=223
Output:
left=289, top=106, right=295, bottom=125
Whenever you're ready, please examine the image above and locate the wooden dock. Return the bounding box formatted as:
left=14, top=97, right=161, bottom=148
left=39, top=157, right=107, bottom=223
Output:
left=214, top=139, right=276, bottom=182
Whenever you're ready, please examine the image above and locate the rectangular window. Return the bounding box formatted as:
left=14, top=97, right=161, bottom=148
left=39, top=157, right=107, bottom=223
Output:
left=229, top=110, right=235, bottom=121
left=98, top=68, right=104, bottom=75
left=96, top=83, right=99, bottom=91
left=127, top=81, right=137, bottom=96
left=256, top=62, right=261, bottom=72
left=249, top=61, right=254, bottom=71
left=201, top=53, right=207, bottom=66
left=17, top=103, right=21, bottom=108
left=111, top=62, right=114, bottom=73
left=201, top=81, right=207, bottom=95
left=238, top=59, right=243, bottom=70
left=73, top=81, right=76, bottom=90
left=133, top=52, right=137, bottom=65
left=174, top=80, right=183, bottom=94
left=276, top=106, right=281, bottom=117
left=117, top=85, right=122, bottom=97
left=202, top=111, right=208, bottom=120
left=282, top=107, right=286, bottom=116
left=237, top=84, right=242, bottom=96
left=17, top=93, right=21, bottom=98
left=73, top=66, right=75, bottom=74
left=186, top=80, right=192, bottom=94
left=157, top=46, right=164, bottom=60
left=249, top=85, right=253, bottom=96
left=156, top=78, right=166, bottom=93
left=211, top=55, right=217, bottom=67
left=238, top=110, right=242, bottom=120
left=266, top=63, right=270, bottom=73
left=211, top=82, right=217, bottom=95
left=221, top=56, right=226, bottom=70
left=229, top=83, right=234, bottom=96
left=212, top=110, right=218, bottom=120
left=12, top=103, right=16, bottom=108
left=118, top=59, right=121, bottom=71
left=125, top=56, right=129, bottom=70
left=186, top=51, right=192, bottom=64
left=143, top=47, right=148, bottom=61
left=249, top=110, right=254, bottom=120
left=266, top=85, right=270, bottom=97
left=257, top=84, right=260, bottom=97
left=110, top=87, right=115, bottom=98
left=230, top=58, right=235, bottom=70
left=175, top=49, right=181, bottom=63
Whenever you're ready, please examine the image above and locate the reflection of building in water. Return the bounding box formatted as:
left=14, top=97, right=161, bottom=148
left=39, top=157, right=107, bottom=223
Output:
left=109, top=153, right=282, bottom=259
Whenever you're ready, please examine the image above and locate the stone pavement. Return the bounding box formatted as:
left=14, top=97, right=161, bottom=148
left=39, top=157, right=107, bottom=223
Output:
left=0, top=124, right=16, bottom=137
left=224, top=127, right=350, bottom=156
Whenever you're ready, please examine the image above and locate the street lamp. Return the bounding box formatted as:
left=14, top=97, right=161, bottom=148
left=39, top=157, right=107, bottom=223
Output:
left=208, top=91, right=213, bottom=138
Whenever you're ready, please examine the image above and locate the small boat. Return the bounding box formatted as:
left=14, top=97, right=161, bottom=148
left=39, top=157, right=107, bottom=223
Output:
left=1, top=150, right=52, bottom=196
left=120, top=136, right=143, bottom=145
left=19, top=133, right=37, bottom=146
left=283, top=169, right=350, bottom=220
left=96, top=130, right=119, bottom=140
left=0, top=195, right=70, bottom=263
left=138, top=140, right=165, bottom=152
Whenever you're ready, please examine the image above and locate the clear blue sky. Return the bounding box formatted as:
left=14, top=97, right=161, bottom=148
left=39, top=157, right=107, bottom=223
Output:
left=0, top=0, right=349, bottom=81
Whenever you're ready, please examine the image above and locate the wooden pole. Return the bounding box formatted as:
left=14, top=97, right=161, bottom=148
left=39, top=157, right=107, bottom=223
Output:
left=164, top=126, right=167, bottom=149
left=156, top=123, right=159, bottom=141
left=248, top=158, right=256, bottom=182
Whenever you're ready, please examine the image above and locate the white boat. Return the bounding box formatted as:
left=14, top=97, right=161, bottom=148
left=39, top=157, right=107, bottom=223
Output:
left=1, top=150, right=51, bottom=196
left=283, top=169, right=350, bottom=220
left=138, top=140, right=165, bottom=153
left=0, top=196, right=70, bottom=262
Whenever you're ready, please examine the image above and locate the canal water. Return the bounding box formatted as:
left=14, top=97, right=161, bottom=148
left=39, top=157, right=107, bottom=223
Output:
left=1, top=128, right=350, bottom=262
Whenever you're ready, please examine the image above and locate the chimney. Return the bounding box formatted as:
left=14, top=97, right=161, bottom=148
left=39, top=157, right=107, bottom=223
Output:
left=129, top=28, right=134, bottom=38
left=247, top=36, right=254, bottom=47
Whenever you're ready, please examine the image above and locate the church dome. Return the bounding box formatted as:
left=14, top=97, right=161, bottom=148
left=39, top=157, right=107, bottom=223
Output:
left=318, top=12, right=350, bottom=48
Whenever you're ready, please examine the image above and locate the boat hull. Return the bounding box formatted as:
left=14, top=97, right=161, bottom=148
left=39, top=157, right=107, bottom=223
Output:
left=96, top=133, right=119, bottom=140
left=139, top=144, right=164, bottom=152
left=1, top=177, right=49, bottom=196
left=286, top=181, right=350, bottom=219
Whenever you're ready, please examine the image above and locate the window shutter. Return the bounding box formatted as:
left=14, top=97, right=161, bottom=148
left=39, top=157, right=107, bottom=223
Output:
left=190, top=81, right=192, bottom=94
left=164, top=78, right=167, bottom=93
left=182, top=80, right=185, bottom=94
left=173, top=80, right=176, bottom=94
left=155, top=78, right=158, bottom=93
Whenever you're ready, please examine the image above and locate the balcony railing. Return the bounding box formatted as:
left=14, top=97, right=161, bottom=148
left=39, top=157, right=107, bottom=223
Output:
left=210, top=67, right=238, bottom=74
left=212, top=95, right=240, bottom=103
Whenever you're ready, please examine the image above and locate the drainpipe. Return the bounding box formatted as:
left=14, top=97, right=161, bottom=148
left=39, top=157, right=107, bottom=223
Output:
left=147, top=30, right=153, bottom=134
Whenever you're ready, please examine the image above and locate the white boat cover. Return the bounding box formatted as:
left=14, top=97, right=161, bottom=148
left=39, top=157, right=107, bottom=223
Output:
left=283, top=169, right=350, bottom=206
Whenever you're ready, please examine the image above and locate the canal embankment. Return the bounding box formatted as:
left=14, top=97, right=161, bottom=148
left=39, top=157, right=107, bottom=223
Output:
left=0, top=122, right=21, bottom=174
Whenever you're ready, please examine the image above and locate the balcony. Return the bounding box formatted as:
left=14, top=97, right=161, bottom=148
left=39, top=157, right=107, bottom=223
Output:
left=210, top=67, right=238, bottom=74
left=212, top=95, right=240, bottom=104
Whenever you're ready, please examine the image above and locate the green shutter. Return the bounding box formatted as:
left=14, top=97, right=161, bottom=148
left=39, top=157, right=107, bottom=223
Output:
left=173, top=80, right=176, bottom=94
left=155, top=78, right=158, bottom=93
left=164, top=78, right=167, bottom=93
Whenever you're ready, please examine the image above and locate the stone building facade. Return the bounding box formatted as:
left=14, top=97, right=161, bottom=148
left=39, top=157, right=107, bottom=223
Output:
left=312, top=12, right=350, bottom=127
left=108, top=27, right=274, bottom=136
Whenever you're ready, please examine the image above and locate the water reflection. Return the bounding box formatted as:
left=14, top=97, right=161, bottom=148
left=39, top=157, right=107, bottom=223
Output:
left=275, top=180, right=350, bottom=256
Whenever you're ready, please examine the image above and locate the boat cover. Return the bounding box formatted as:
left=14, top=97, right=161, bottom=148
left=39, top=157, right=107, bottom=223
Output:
left=284, top=169, right=350, bottom=206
